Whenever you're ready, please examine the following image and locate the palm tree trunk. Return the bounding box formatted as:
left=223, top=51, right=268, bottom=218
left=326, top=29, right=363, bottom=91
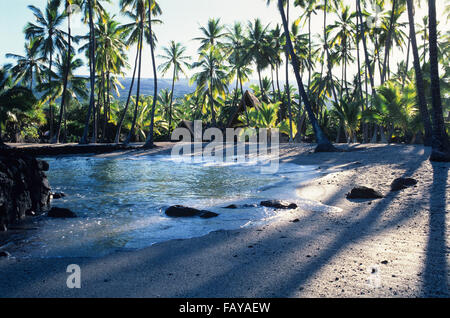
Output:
left=126, top=23, right=144, bottom=144
left=285, top=0, right=293, bottom=142
left=54, top=1, right=71, bottom=144
left=356, top=0, right=375, bottom=90
left=115, top=42, right=140, bottom=143
left=381, top=0, right=397, bottom=84
left=168, top=67, right=176, bottom=135
left=278, top=0, right=335, bottom=152
left=144, top=0, right=159, bottom=149
left=406, top=0, right=433, bottom=146
left=80, top=0, right=96, bottom=144
left=48, top=55, right=54, bottom=141
left=428, top=0, right=450, bottom=161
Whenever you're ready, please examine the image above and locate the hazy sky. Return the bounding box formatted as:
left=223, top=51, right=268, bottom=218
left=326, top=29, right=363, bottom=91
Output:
left=0, top=0, right=448, bottom=81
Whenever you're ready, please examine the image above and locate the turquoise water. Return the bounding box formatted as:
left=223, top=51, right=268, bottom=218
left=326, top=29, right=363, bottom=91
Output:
left=10, top=155, right=325, bottom=258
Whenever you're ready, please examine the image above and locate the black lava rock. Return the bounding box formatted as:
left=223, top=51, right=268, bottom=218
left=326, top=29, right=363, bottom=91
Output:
left=260, top=200, right=298, bottom=209
left=165, top=205, right=219, bottom=218
left=47, top=207, right=77, bottom=218
left=390, top=178, right=418, bottom=191
left=346, top=186, right=384, bottom=199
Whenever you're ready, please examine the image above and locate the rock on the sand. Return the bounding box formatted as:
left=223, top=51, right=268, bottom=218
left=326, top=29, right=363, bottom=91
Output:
left=346, top=186, right=383, bottom=199
left=47, top=207, right=77, bottom=218
left=165, top=205, right=219, bottom=218
left=260, top=200, right=298, bottom=209
left=390, top=178, right=417, bottom=191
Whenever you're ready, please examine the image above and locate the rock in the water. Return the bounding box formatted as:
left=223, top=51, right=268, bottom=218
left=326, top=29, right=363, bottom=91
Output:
left=165, top=205, right=219, bottom=218
left=52, top=192, right=66, bottom=199
left=346, top=186, right=383, bottom=199
left=260, top=200, right=298, bottom=209
left=223, top=204, right=238, bottom=209
left=199, top=211, right=219, bottom=219
left=390, top=178, right=418, bottom=191
left=48, top=207, right=77, bottom=218
left=0, top=251, right=11, bottom=258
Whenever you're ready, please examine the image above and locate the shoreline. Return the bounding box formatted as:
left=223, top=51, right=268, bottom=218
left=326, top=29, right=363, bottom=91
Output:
left=0, top=143, right=448, bottom=297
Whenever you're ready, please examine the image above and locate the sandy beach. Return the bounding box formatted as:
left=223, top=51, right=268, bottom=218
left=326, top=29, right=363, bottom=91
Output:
left=0, top=143, right=448, bottom=298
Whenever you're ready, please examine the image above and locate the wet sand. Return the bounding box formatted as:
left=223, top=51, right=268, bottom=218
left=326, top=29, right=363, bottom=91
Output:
left=0, top=143, right=448, bottom=297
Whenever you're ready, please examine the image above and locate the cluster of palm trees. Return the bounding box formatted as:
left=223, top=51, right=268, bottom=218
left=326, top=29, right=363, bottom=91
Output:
left=0, top=0, right=448, bottom=160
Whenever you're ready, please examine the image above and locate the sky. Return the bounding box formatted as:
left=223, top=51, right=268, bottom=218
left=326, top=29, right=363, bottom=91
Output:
left=0, top=0, right=448, bottom=82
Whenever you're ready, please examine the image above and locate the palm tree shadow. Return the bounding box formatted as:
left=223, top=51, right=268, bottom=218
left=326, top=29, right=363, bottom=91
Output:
left=422, top=163, right=449, bottom=297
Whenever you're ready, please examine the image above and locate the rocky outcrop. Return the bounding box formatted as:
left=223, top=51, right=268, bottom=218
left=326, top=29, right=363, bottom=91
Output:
left=0, top=152, right=51, bottom=229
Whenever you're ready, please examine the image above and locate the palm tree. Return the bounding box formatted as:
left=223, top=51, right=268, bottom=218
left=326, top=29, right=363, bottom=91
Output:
left=193, top=18, right=227, bottom=51
left=25, top=0, right=67, bottom=141
left=406, top=0, right=433, bottom=146
left=54, top=0, right=74, bottom=143
left=277, top=0, right=336, bottom=152
left=143, top=0, right=162, bottom=149
left=158, top=41, right=191, bottom=135
left=0, top=67, right=37, bottom=146
left=428, top=0, right=450, bottom=161
left=244, top=19, right=274, bottom=101
left=226, top=22, right=253, bottom=124
left=115, top=0, right=160, bottom=143
left=191, top=47, right=230, bottom=126
left=38, top=54, right=88, bottom=142
left=6, top=39, right=46, bottom=90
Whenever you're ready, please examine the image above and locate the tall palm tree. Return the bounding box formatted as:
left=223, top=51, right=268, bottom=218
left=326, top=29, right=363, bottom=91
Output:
left=406, top=0, right=433, bottom=146
left=115, top=0, right=160, bottom=143
left=54, top=0, right=74, bottom=143
left=37, top=54, right=88, bottom=142
left=193, top=18, right=227, bottom=51
left=191, top=47, right=230, bottom=126
left=6, top=39, right=46, bottom=90
left=278, top=0, right=336, bottom=152
left=245, top=19, right=274, bottom=102
left=25, top=0, right=67, bottom=141
left=143, top=0, right=162, bottom=149
left=428, top=0, right=450, bottom=161
left=158, top=41, right=191, bottom=134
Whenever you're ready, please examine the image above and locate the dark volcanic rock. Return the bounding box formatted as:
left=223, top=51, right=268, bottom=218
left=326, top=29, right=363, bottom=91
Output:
left=223, top=204, right=238, bottom=209
left=0, top=152, right=51, bottom=229
left=165, top=205, right=219, bottom=218
left=346, top=186, right=383, bottom=199
left=260, top=200, right=298, bottom=209
left=0, top=251, right=11, bottom=258
left=390, top=178, right=418, bottom=192
left=52, top=192, right=66, bottom=199
left=48, top=207, right=77, bottom=218
left=199, top=211, right=220, bottom=219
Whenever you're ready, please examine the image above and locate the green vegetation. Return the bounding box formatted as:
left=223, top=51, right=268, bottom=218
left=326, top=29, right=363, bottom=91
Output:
left=1, top=0, right=449, bottom=159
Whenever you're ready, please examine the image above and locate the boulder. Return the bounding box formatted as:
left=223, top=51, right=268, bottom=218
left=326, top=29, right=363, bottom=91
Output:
left=52, top=192, right=66, bottom=199
left=260, top=200, right=298, bottom=209
left=390, top=178, right=418, bottom=192
left=346, top=186, right=383, bottom=199
left=165, top=205, right=219, bottom=218
left=0, top=251, right=11, bottom=258
left=48, top=207, right=77, bottom=218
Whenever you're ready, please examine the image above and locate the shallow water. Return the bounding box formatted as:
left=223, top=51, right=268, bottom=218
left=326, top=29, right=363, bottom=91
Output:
left=6, top=155, right=333, bottom=258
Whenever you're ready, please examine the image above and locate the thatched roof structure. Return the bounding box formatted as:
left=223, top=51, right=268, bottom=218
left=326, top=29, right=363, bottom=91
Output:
left=226, top=90, right=261, bottom=128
